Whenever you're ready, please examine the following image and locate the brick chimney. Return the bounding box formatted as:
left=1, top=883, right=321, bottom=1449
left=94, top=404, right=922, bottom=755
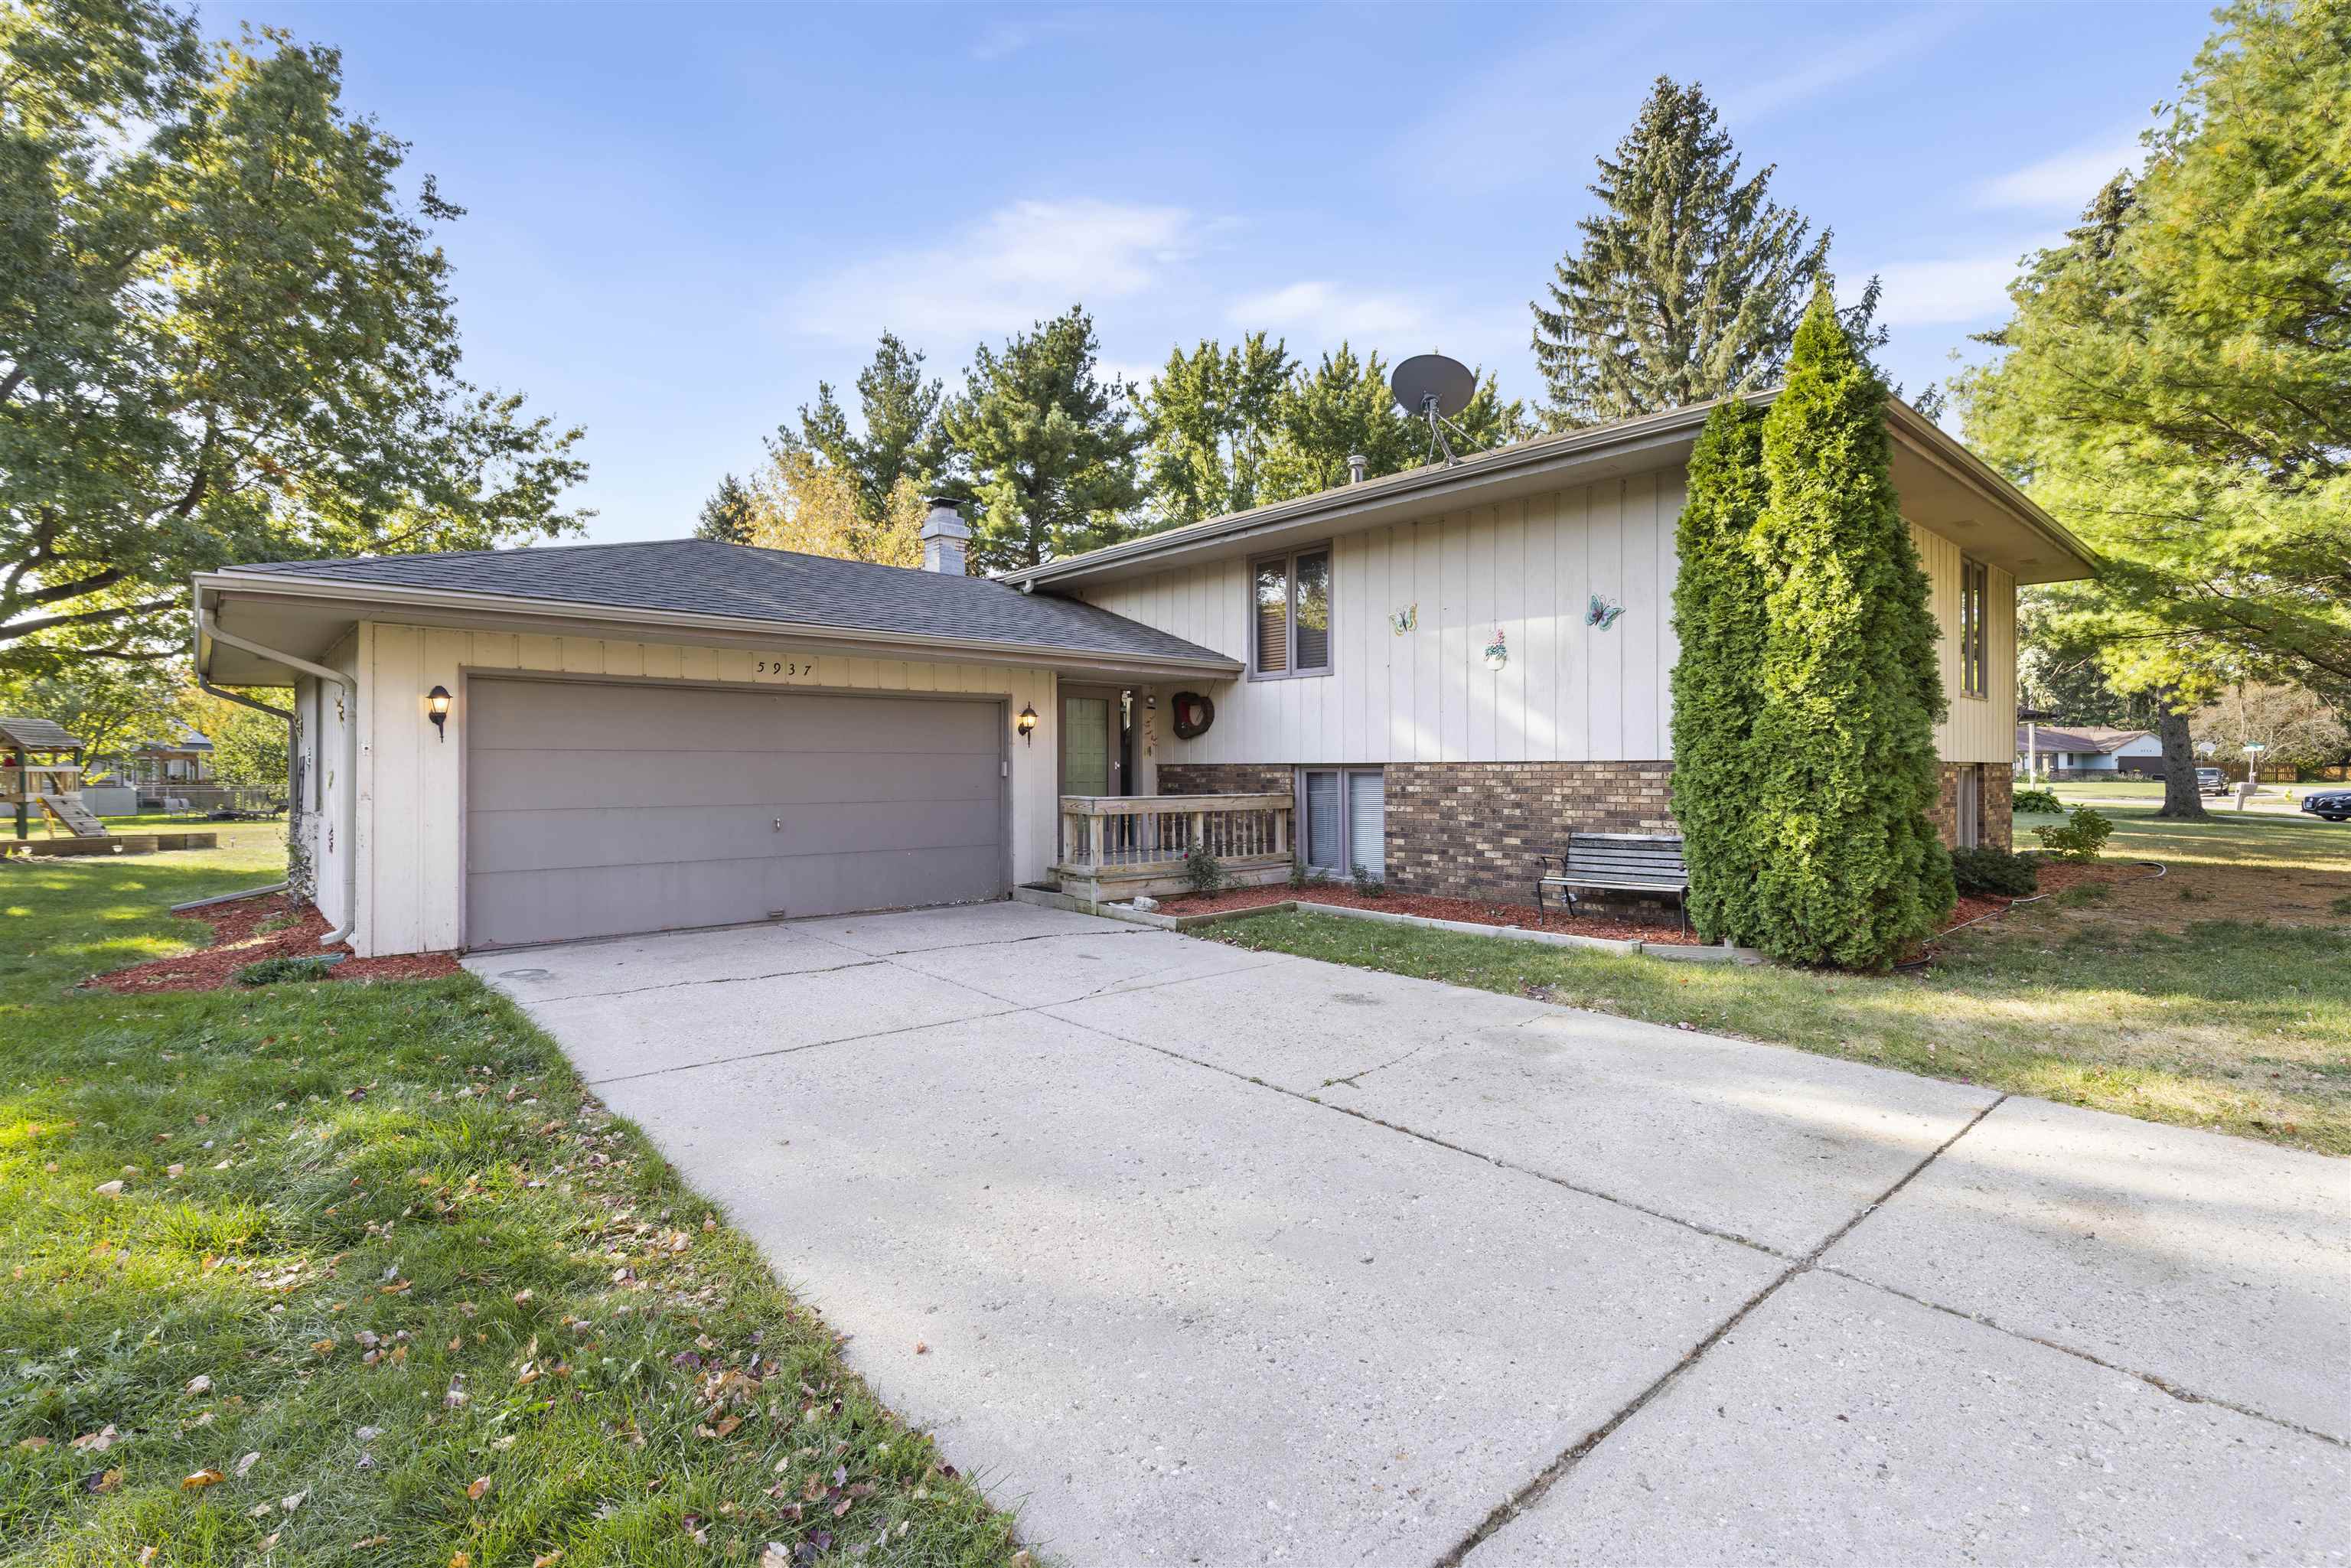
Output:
left=921, top=498, right=969, bottom=575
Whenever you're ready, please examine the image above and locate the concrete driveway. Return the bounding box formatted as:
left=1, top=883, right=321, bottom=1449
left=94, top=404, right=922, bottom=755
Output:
left=468, top=901, right=2350, bottom=1566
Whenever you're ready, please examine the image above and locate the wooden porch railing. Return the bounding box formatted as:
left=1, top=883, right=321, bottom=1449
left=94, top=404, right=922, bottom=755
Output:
left=1053, top=793, right=1294, bottom=901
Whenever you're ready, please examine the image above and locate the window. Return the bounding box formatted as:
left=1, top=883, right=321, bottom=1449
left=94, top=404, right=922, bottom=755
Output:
left=1299, top=768, right=1382, bottom=877
left=1251, top=546, right=1332, bottom=678
left=1960, top=557, right=1989, bottom=698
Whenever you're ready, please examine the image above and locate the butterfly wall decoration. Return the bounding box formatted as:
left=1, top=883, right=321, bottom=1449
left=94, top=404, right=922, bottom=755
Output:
left=1389, top=604, right=1417, bottom=634
left=1587, top=594, right=1625, bottom=631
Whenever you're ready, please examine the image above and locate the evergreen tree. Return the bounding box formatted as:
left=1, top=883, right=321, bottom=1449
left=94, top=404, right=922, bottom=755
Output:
left=772, top=331, right=948, bottom=528
left=1746, top=292, right=1952, bottom=970
left=1531, top=77, right=1869, bottom=430
left=1138, top=334, right=1293, bottom=526
left=693, top=473, right=758, bottom=543
left=1257, top=346, right=1528, bottom=503
left=1666, top=399, right=1771, bottom=944
left=939, top=307, right=1147, bottom=573
left=1955, top=0, right=2350, bottom=818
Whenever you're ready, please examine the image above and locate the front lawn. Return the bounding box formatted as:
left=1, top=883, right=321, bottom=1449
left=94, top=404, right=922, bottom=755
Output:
left=1, top=836, right=1020, bottom=1565
left=1205, top=807, right=2351, bottom=1156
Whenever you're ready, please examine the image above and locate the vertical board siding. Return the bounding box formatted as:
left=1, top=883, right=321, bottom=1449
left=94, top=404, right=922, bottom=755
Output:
left=353, top=626, right=1052, bottom=959
left=1080, top=471, right=2014, bottom=771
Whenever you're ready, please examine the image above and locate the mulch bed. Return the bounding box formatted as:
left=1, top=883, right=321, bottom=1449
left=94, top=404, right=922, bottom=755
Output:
left=1156, top=883, right=1701, bottom=944
left=85, top=890, right=462, bottom=993
left=1162, top=856, right=2163, bottom=952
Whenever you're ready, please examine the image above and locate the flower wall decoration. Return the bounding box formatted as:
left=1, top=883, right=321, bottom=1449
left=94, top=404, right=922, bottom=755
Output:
left=1483, top=625, right=1508, bottom=671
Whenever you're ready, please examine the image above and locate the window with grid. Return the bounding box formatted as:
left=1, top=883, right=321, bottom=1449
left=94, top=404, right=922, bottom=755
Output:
left=1960, top=558, right=1989, bottom=698
left=1251, top=546, right=1332, bottom=678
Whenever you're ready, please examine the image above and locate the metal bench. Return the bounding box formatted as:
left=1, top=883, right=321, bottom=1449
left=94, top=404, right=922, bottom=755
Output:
left=1535, top=832, right=1690, bottom=933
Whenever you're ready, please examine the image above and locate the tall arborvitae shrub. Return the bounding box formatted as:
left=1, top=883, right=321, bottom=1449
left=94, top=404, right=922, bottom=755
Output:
left=1668, top=399, right=1771, bottom=944
left=1746, top=292, right=1955, bottom=968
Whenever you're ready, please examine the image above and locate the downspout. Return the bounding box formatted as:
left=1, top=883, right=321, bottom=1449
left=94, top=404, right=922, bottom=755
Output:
left=169, top=674, right=296, bottom=912
left=196, top=605, right=361, bottom=950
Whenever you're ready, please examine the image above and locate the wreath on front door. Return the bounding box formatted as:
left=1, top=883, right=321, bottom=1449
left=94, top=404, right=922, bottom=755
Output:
left=1169, top=690, right=1215, bottom=740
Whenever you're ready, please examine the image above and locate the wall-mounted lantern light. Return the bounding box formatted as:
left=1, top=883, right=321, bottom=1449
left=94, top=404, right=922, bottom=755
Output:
left=1015, top=703, right=1039, bottom=745
left=427, top=685, right=452, bottom=742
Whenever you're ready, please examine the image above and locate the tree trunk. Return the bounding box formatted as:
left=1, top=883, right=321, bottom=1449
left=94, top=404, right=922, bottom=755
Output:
left=2154, top=696, right=2208, bottom=820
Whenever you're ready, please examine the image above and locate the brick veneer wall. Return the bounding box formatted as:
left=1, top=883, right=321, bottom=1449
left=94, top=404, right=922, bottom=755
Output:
left=1383, top=761, right=1676, bottom=905
left=1154, top=762, right=1293, bottom=797
left=1931, top=761, right=2016, bottom=852
left=1153, top=756, right=2007, bottom=906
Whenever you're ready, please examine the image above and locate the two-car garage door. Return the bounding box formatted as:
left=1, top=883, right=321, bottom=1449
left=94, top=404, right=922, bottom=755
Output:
left=465, top=678, right=1007, bottom=948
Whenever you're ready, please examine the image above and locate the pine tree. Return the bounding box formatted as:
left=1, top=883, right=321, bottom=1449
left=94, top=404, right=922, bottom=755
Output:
left=940, top=307, right=1147, bottom=573
left=1746, top=292, right=1953, bottom=969
left=1257, top=346, right=1528, bottom=503
left=1531, top=77, right=1850, bottom=429
left=1138, top=334, right=1293, bottom=526
left=693, top=474, right=758, bottom=543
left=772, top=331, right=948, bottom=528
left=1667, top=399, right=1771, bottom=944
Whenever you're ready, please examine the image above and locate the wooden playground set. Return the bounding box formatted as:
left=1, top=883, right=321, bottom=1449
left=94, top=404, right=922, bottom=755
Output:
left=2, top=717, right=217, bottom=860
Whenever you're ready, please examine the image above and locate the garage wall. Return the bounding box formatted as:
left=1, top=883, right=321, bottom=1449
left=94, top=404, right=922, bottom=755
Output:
left=291, top=629, right=360, bottom=934
left=352, top=622, right=1057, bottom=957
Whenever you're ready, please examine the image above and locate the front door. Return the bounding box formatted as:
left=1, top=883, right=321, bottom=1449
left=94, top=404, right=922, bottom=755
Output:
left=1060, top=689, right=1121, bottom=797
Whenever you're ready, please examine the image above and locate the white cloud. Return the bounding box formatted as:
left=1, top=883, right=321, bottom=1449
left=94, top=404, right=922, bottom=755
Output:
left=1853, top=253, right=2032, bottom=328
left=1228, top=280, right=1433, bottom=341
left=1974, top=135, right=2143, bottom=210
left=783, top=200, right=1203, bottom=344
left=970, top=11, right=1098, bottom=63
left=1717, top=11, right=1967, bottom=124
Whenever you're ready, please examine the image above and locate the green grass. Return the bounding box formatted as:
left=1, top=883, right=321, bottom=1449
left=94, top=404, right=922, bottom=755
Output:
left=1, top=835, right=1021, bottom=1566
left=1204, top=806, right=2351, bottom=1156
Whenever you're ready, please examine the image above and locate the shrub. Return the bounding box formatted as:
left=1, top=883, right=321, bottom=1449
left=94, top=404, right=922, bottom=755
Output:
left=1668, top=399, right=1772, bottom=945
left=2013, top=786, right=2063, bottom=815
left=1350, top=863, right=1387, bottom=898
left=2034, top=805, right=2113, bottom=862
left=1743, top=292, right=1956, bottom=968
left=1183, top=843, right=1224, bottom=892
left=1950, top=846, right=2039, bottom=897
left=236, top=955, right=340, bottom=986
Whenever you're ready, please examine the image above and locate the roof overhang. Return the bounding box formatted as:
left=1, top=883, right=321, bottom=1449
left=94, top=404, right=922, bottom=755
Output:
left=1003, top=393, right=2099, bottom=592
left=193, top=570, right=1243, bottom=689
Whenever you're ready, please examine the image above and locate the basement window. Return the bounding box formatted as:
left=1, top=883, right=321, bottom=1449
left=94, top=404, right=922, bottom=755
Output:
left=1252, top=546, right=1332, bottom=679
left=1299, top=768, right=1383, bottom=878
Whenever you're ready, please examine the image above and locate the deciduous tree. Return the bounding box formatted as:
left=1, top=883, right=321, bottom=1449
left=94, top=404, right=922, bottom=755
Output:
left=1256, top=346, right=1527, bottom=503
left=1137, top=334, right=1292, bottom=526
left=741, top=451, right=924, bottom=569
left=1955, top=0, right=2351, bottom=818
left=0, top=0, right=589, bottom=670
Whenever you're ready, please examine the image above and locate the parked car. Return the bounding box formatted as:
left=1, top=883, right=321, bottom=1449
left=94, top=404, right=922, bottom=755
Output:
left=2196, top=766, right=2229, bottom=796
left=2301, top=787, right=2351, bottom=823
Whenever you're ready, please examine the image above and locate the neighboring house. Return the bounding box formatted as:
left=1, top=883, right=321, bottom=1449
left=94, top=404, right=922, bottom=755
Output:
left=105, top=729, right=216, bottom=788
left=2014, top=725, right=2163, bottom=776
left=191, top=392, right=2095, bottom=960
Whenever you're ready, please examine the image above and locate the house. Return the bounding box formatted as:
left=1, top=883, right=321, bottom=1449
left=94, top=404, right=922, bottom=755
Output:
left=2014, top=724, right=2163, bottom=777
left=100, top=729, right=216, bottom=791
left=191, top=393, right=2096, bottom=959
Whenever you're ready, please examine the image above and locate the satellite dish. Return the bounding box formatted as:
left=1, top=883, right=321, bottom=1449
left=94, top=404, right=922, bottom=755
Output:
left=1390, top=354, right=1476, bottom=419
left=1390, top=353, right=1479, bottom=466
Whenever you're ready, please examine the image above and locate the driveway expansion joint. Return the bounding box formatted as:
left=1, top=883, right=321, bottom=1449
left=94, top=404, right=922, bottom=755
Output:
left=1426, top=1091, right=2012, bottom=1568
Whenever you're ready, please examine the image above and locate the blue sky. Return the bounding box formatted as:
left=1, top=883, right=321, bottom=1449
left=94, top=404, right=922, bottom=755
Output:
left=217, top=1, right=2214, bottom=543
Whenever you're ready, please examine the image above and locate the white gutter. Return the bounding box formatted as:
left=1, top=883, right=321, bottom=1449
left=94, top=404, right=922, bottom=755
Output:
left=198, top=605, right=360, bottom=950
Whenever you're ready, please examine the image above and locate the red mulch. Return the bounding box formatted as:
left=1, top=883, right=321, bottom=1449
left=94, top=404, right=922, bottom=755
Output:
left=1162, top=857, right=2160, bottom=951
left=1157, top=883, right=1702, bottom=944
left=85, top=890, right=462, bottom=993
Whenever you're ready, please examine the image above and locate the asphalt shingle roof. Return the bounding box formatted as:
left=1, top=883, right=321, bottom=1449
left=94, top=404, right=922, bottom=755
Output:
left=233, top=540, right=1234, bottom=667
left=0, top=716, right=83, bottom=751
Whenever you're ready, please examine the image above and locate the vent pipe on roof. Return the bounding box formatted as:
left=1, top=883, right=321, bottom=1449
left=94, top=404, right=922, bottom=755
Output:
left=1347, top=451, right=1368, bottom=485
left=921, top=498, right=970, bottom=575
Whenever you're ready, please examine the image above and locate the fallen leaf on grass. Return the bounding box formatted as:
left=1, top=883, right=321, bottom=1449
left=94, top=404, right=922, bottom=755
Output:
left=466, top=1475, right=492, bottom=1501
left=94, top=1181, right=124, bottom=1198
left=533, top=1555, right=564, bottom=1567
left=71, top=1426, right=119, bottom=1452
left=15, top=1436, right=50, bottom=1451
left=182, top=1469, right=225, bottom=1489
left=235, top=1451, right=261, bottom=1478
left=82, top=1468, right=121, bottom=1495
left=185, top=1374, right=212, bottom=1395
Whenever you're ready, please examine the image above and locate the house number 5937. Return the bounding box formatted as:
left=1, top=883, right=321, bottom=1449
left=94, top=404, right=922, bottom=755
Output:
left=755, top=657, right=812, bottom=676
